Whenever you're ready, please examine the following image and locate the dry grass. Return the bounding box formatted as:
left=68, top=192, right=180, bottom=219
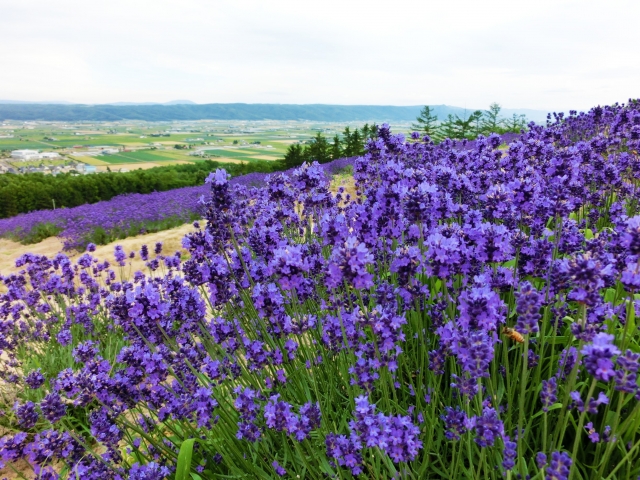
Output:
left=0, top=223, right=195, bottom=280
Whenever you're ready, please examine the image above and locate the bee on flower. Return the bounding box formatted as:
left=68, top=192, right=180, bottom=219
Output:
left=502, top=326, right=525, bottom=344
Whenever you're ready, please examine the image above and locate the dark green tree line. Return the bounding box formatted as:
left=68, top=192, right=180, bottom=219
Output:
left=282, top=124, right=377, bottom=169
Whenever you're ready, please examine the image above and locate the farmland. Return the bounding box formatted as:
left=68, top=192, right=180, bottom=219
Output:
left=0, top=119, right=400, bottom=173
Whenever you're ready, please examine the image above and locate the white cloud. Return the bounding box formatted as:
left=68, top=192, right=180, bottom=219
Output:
left=1, top=0, right=638, bottom=111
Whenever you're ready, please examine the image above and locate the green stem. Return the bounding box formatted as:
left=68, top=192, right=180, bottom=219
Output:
left=517, top=336, right=530, bottom=477
left=595, top=392, right=626, bottom=479
left=605, top=436, right=640, bottom=480
left=570, top=377, right=597, bottom=479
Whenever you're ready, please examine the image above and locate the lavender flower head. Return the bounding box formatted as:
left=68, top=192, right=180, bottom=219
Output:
left=545, top=451, right=572, bottom=480
left=581, top=333, right=621, bottom=382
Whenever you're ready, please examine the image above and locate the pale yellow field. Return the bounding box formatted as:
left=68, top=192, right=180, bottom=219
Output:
left=0, top=223, right=195, bottom=280
left=68, top=156, right=110, bottom=166
left=252, top=155, right=280, bottom=160
left=210, top=158, right=248, bottom=164
left=93, top=161, right=192, bottom=172
left=98, top=163, right=161, bottom=171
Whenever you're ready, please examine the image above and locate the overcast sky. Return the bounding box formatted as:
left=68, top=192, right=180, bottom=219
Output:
left=1, top=0, right=638, bottom=111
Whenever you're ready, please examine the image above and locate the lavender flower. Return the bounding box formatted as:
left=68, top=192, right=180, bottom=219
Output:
left=581, top=333, right=621, bottom=382
left=24, top=369, right=45, bottom=389
left=540, top=377, right=558, bottom=412
left=515, top=281, right=543, bottom=334
left=502, top=436, right=517, bottom=470
left=326, top=236, right=374, bottom=290
left=473, top=407, right=504, bottom=447
left=545, top=451, right=572, bottom=480
left=272, top=460, right=287, bottom=477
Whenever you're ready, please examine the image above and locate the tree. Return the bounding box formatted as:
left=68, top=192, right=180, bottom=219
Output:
left=481, top=103, right=505, bottom=135
left=307, top=132, right=332, bottom=164
left=331, top=135, right=342, bottom=160
left=411, top=106, right=440, bottom=138
left=361, top=123, right=378, bottom=141
left=503, top=113, right=528, bottom=133
left=439, top=111, right=482, bottom=140
left=283, top=144, right=305, bottom=169
left=343, top=128, right=365, bottom=157
left=454, top=110, right=483, bottom=140
left=440, top=114, right=458, bottom=140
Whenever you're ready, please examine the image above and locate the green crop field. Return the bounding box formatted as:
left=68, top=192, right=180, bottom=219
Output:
left=0, top=119, right=385, bottom=174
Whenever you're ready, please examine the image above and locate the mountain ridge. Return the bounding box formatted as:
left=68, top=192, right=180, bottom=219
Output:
left=0, top=102, right=550, bottom=123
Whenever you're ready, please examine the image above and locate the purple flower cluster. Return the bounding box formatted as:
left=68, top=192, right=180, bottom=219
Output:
left=2, top=101, right=640, bottom=477
left=546, top=451, right=572, bottom=480
left=581, top=333, right=621, bottom=382
left=327, top=396, right=422, bottom=474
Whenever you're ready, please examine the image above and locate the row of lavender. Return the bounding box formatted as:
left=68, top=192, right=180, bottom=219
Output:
left=1, top=103, right=640, bottom=479
left=0, top=158, right=357, bottom=252
left=0, top=184, right=207, bottom=251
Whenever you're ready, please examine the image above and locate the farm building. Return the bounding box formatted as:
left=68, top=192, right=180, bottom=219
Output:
left=11, top=149, right=41, bottom=161
left=10, top=150, right=61, bottom=161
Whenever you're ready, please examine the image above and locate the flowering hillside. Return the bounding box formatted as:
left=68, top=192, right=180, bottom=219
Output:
left=0, top=157, right=357, bottom=252
left=1, top=102, right=640, bottom=479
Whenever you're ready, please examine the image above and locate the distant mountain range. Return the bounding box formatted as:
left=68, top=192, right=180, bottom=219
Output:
left=0, top=102, right=550, bottom=123
left=0, top=99, right=197, bottom=106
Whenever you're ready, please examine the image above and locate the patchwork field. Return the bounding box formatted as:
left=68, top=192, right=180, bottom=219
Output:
left=0, top=119, right=399, bottom=172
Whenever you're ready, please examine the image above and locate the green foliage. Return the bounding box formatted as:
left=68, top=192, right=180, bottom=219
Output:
left=0, top=160, right=281, bottom=220
left=423, top=103, right=530, bottom=142
left=331, top=135, right=342, bottom=161
left=82, top=213, right=200, bottom=246
left=281, top=125, right=375, bottom=169
left=503, top=112, right=528, bottom=133
left=439, top=109, right=484, bottom=140
left=411, top=105, right=440, bottom=139
left=18, top=222, right=63, bottom=244
left=306, top=132, right=332, bottom=164
left=481, top=102, right=505, bottom=134
left=283, top=144, right=305, bottom=170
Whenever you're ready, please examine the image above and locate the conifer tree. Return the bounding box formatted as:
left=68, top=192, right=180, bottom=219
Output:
left=481, top=103, right=505, bottom=135
left=504, top=113, right=528, bottom=133
left=331, top=135, right=342, bottom=160
left=283, top=143, right=305, bottom=169
left=440, top=114, right=458, bottom=140
left=411, top=106, right=440, bottom=138
left=454, top=110, right=483, bottom=140
left=307, top=132, right=331, bottom=163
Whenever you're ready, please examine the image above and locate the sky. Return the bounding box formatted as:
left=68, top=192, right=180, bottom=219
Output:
left=1, top=0, right=638, bottom=112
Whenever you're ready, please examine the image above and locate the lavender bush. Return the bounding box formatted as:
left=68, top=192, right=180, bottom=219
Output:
left=0, top=157, right=358, bottom=252
left=1, top=102, right=640, bottom=479
left=0, top=185, right=208, bottom=250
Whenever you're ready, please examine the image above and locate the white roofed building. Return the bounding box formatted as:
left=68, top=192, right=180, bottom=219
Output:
left=11, top=150, right=41, bottom=161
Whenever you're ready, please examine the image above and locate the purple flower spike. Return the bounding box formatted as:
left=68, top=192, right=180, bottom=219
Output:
left=545, top=451, right=572, bottom=480
left=540, top=377, right=558, bottom=412
left=272, top=460, right=287, bottom=477
left=581, top=333, right=621, bottom=382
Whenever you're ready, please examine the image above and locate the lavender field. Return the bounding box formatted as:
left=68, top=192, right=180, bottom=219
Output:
left=0, top=157, right=355, bottom=252
left=1, top=103, right=640, bottom=479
